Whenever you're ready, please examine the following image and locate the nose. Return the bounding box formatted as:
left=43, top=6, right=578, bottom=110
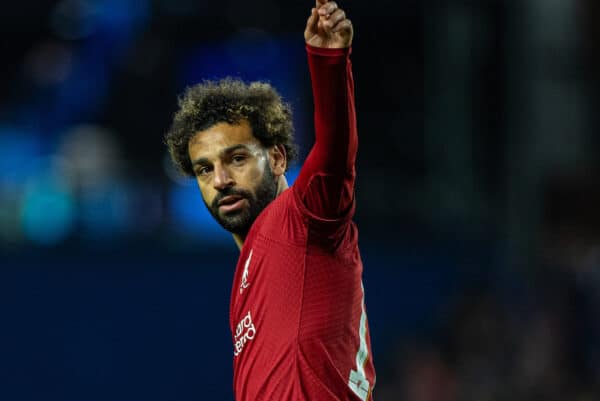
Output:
left=213, top=163, right=235, bottom=191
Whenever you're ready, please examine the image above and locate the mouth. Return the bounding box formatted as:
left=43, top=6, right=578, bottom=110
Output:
left=218, top=195, right=246, bottom=213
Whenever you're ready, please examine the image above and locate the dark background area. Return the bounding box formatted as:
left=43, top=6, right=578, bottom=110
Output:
left=1, top=0, right=599, bottom=400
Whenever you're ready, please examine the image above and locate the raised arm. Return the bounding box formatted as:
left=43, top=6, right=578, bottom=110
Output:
left=293, top=0, right=357, bottom=221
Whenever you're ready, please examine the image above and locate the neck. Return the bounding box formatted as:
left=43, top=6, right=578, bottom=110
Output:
left=232, top=174, right=289, bottom=250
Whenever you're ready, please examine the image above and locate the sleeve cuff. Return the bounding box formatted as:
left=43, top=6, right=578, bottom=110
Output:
left=305, top=44, right=352, bottom=57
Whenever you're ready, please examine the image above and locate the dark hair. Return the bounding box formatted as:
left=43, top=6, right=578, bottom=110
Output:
left=165, top=78, right=297, bottom=176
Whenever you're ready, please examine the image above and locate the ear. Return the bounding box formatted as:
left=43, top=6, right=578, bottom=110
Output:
left=268, top=144, right=287, bottom=177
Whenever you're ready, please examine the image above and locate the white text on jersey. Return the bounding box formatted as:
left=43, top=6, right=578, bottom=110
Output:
left=234, top=310, right=256, bottom=357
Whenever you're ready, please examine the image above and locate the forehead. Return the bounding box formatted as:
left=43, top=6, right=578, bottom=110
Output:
left=188, top=120, right=262, bottom=158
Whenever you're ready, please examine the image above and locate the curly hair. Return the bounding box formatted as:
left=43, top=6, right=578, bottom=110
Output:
left=165, top=78, right=298, bottom=177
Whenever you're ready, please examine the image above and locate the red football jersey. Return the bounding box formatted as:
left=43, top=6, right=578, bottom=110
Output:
left=230, top=45, right=376, bottom=401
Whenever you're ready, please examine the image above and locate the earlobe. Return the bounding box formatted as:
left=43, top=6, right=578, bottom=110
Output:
left=270, top=145, right=287, bottom=176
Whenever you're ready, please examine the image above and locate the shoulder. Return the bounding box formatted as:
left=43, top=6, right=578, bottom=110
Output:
left=248, top=189, right=307, bottom=245
left=291, top=180, right=355, bottom=228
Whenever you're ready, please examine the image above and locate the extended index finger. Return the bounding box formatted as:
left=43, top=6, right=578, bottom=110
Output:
left=316, top=0, right=327, bottom=8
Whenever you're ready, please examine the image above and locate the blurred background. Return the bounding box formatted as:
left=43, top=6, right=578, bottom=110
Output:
left=1, top=0, right=599, bottom=400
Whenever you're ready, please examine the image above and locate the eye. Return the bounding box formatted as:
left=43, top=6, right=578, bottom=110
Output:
left=231, top=154, right=247, bottom=165
left=196, top=166, right=212, bottom=176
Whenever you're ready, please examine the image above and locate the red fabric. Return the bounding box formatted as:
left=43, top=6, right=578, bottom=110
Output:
left=229, top=46, right=375, bottom=401
left=293, top=45, right=357, bottom=222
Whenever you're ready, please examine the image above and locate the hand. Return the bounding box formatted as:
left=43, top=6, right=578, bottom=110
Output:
left=304, top=0, right=353, bottom=49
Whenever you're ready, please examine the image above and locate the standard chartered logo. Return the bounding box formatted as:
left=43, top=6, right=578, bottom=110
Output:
left=233, top=310, right=256, bottom=357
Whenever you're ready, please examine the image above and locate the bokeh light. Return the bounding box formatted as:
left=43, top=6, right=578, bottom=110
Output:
left=21, top=170, right=76, bottom=246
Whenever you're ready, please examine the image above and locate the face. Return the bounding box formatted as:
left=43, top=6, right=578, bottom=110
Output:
left=188, top=120, right=286, bottom=236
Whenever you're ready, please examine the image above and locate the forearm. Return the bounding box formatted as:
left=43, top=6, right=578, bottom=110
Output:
left=306, top=44, right=357, bottom=174
left=293, top=44, right=357, bottom=219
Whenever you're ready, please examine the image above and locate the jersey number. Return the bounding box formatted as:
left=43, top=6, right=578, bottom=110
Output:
left=348, top=369, right=370, bottom=400
left=347, top=282, right=372, bottom=401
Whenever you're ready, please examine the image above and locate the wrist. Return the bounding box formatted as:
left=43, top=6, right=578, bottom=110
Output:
left=305, top=44, right=351, bottom=57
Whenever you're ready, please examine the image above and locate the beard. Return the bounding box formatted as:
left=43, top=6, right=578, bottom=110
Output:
left=204, top=167, right=278, bottom=236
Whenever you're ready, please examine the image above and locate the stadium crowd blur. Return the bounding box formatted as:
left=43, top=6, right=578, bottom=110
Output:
left=1, top=0, right=599, bottom=400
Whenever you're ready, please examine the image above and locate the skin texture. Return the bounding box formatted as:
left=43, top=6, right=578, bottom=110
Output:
left=305, top=0, right=353, bottom=49
left=188, top=120, right=287, bottom=249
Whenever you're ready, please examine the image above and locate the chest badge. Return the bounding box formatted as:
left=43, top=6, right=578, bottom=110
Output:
left=240, top=249, right=253, bottom=294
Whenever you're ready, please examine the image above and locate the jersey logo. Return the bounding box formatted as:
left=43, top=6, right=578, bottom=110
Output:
left=240, top=249, right=253, bottom=294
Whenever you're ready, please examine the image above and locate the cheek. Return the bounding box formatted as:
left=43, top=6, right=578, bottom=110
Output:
left=197, top=181, right=214, bottom=204
left=249, top=154, right=268, bottom=180
left=232, top=154, right=267, bottom=187
left=249, top=166, right=264, bottom=181
left=243, top=162, right=266, bottom=186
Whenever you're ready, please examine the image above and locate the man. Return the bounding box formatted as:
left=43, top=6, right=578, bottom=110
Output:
left=165, top=1, right=376, bottom=399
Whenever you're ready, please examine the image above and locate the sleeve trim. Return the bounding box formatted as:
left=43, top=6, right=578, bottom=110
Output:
left=305, top=44, right=352, bottom=58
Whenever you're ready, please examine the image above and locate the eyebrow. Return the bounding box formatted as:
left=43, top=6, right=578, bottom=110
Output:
left=191, top=144, right=251, bottom=167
